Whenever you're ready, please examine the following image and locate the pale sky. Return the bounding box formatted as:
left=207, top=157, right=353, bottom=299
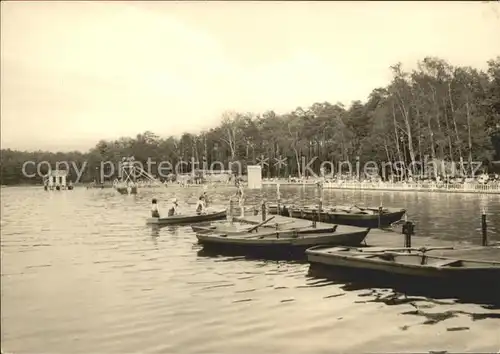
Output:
left=1, top=1, right=499, bottom=152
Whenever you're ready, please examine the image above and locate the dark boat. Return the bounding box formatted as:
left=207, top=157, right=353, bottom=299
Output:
left=86, top=182, right=113, bottom=189
left=306, top=246, right=500, bottom=285
left=268, top=204, right=406, bottom=228
left=115, top=186, right=138, bottom=195
left=196, top=225, right=370, bottom=259
left=147, top=209, right=227, bottom=226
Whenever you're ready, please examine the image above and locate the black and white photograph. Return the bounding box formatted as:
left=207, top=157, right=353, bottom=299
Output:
left=1, top=1, right=500, bottom=353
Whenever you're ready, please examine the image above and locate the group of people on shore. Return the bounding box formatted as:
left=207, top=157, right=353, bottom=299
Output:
left=150, top=181, right=245, bottom=218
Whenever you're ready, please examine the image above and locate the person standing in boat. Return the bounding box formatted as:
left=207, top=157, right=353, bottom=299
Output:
left=235, top=181, right=245, bottom=209
left=201, top=191, right=209, bottom=207
left=195, top=195, right=206, bottom=215
left=151, top=198, right=160, bottom=218
left=168, top=198, right=179, bottom=216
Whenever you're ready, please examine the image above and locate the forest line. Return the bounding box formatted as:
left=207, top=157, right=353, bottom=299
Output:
left=2, top=56, right=499, bottom=185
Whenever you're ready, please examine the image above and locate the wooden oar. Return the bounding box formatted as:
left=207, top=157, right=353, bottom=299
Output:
left=246, top=216, right=276, bottom=233
left=361, top=246, right=455, bottom=253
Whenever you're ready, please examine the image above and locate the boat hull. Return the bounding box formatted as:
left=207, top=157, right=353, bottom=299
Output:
left=306, top=247, right=500, bottom=288
left=147, top=209, right=227, bottom=226
left=196, top=226, right=369, bottom=259
left=191, top=223, right=338, bottom=235
left=268, top=204, right=406, bottom=228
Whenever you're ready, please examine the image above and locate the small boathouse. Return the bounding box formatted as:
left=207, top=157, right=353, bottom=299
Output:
left=43, top=170, right=71, bottom=190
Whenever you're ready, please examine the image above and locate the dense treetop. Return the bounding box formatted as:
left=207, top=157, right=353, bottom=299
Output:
left=2, top=57, right=499, bottom=184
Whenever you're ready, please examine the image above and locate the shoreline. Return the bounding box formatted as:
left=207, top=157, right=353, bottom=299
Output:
left=262, top=180, right=500, bottom=195
left=3, top=181, right=500, bottom=195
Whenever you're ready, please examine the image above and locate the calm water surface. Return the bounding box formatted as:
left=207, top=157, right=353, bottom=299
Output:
left=1, top=185, right=500, bottom=353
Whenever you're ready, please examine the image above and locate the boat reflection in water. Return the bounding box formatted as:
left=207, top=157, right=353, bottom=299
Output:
left=306, top=259, right=500, bottom=307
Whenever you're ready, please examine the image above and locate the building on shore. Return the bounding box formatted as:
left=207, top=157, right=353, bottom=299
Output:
left=43, top=170, right=71, bottom=190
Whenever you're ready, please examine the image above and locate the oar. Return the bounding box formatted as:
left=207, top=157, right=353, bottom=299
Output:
left=288, top=225, right=337, bottom=233
left=361, top=246, right=455, bottom=253
left=246, top=216, right=276, bottom=233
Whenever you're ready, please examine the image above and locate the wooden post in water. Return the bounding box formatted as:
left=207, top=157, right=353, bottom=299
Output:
left=261, top=200, right=267, bottom=222
left=317, top=181, right=323, bottom=224
left=402, top=220, right=415, bottom=248
left=378, top=204, right=383, bottom=229
left=482, top=210, right=488, bottom=246
left=312, top=203, right=317, bottom=229
left=276, top=184, right=281, bottom=216
left=318, top=198, right=323, bottom=223
left=229, top=198, right=235, bottom=225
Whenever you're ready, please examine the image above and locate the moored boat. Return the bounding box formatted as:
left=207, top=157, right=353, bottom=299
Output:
left=196, top=225, right=370, bottom=259
left=191, top=222, right=338, bottom=235
left=268, top=204, right=406, bottom=228
left=147, top=209, right=227, bottom=226
left=306, top=246, right=500, bottom=283
left=115, top=185, right=138, bottom=195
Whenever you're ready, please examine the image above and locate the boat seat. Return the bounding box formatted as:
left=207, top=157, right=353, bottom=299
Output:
left=432, top=259, right=462, bottom=267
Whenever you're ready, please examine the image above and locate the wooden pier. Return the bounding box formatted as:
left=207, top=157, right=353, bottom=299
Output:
left=234, top=214, right=500, bottom=262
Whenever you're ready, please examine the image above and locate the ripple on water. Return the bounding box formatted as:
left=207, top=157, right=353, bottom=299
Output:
left=1, top=186, right=500, bottom=353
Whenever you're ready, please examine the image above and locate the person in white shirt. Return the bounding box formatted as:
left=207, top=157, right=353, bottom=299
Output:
left=151, top=198, right=160, bottom=218
left=168, top=198, right=179, bottom=216
left=235, top=183, right=244, bottom=205
left=195, top=196, right=206, bottom=215
left=202, top=192, right=209, bottom=207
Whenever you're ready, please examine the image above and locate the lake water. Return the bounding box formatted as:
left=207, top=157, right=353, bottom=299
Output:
left=1, top=185, right=500, bottom=353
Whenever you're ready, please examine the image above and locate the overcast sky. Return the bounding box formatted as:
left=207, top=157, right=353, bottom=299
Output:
left=1, top=1, right=499, bottom=152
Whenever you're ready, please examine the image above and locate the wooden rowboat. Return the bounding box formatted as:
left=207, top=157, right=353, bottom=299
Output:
left=268, top=204, right=406, bottom=228
left=191, top=220, right=336, bottom=235
left=306, top=246, right=500, bottom=283
left=146, top=209, right=227, bottom=226
left=196, top=225, right=369, bottom=259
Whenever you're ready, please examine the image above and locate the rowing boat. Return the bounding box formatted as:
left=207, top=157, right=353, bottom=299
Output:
left=268, top=204, right=406, bottom=228
left=191, top=219, right=333, bottom=235
left=196, top=225, right=370, bottom=259
left=306, top=246, right=500, bottom=282
left=146, top=209, right=227, bottom=226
